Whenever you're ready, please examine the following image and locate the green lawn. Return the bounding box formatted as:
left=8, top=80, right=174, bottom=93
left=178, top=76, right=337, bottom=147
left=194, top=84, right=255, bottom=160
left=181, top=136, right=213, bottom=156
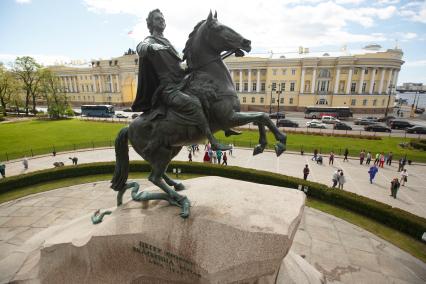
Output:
left=1, top=119, right=425, bottom=162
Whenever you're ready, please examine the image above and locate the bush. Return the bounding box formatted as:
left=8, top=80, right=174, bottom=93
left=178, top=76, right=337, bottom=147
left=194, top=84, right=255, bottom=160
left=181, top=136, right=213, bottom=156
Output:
left=0, top=115, right=4, bottom=122
left=409, top=139, right=426, bottom=151
left=1, top=161, right=425, bottom=240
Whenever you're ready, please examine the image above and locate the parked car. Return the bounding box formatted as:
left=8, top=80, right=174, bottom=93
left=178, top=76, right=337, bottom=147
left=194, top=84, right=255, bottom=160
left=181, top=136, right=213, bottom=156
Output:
left=122, top=108, right=133, bottom=112
left=354, top=118, right=378, bottom=125
left=406, top=126, right=426, bottom=134
left=269, top=111, right=286, bottom=119
left=377, top=116, right=395, bottom=122
left=115, top=113, right=128, bottom=119
left=364, top=124, right=391, bottom=132
left=306, top=120, right=327, bottom=129
left=131, top=113, right=139, bottom=119
left=276, top=119, right=299, bottom=128
left=387, top=119, right=413, bottom=129
left=415, top=107, right=425, bottom=114
left=321, top=116, right=341, bottom=124
left=333, top=122, right=352, bottom=130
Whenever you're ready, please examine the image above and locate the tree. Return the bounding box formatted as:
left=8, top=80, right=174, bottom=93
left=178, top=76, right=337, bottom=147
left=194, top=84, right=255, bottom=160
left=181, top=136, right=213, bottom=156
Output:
left=0, top=65, right=20, bottom=116
left=39, top=69, right=70, bottom=119
left=12, top=56, right=42, bottom=116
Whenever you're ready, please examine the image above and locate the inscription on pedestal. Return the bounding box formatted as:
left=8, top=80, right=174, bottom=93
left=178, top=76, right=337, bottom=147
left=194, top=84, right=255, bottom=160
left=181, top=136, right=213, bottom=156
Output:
left=133, top=241, right=201, bottom=278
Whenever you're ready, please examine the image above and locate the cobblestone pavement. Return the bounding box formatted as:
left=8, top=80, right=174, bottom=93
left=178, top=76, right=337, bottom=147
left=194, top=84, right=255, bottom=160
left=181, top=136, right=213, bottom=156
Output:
left=3, top=147, right=426, bottom=218
left=0, top=181, right=424, bottom=283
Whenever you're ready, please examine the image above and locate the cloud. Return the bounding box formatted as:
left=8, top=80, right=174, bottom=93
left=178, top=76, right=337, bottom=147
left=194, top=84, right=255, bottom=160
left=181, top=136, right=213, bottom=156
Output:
left=83, top=0, right=396, bottom=53
left=405, top=60, right=426, bottom=67
left=15, top=0, right=31, bottom=4
left=400, top=1, right=426, bottom=24
left=0, top=53, right=72, bottom=67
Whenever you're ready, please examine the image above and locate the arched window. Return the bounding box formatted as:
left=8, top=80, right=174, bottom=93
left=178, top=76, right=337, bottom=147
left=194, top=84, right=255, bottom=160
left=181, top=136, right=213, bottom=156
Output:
left=318, top=69, right=331, bottom=78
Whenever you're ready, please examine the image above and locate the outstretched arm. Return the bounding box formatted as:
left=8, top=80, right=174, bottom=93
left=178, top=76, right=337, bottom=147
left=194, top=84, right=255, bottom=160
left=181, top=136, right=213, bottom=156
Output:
left=137, top=38, right=168, bottom=57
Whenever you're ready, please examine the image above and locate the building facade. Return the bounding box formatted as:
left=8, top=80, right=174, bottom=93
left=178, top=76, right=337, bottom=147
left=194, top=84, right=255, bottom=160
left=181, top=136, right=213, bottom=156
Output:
left=50, top=47, right=403, bottom=113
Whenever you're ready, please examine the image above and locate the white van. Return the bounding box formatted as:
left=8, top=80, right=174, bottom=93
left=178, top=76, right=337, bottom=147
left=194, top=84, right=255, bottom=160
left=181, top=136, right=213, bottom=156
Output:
left=321, top=116, right=341, bottom=124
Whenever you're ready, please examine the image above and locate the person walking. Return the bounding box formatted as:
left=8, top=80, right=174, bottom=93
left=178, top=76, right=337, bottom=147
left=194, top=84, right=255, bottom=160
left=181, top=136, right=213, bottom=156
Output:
left=366, top=151, right=372, bottom=165
left=222, top=152, right=228, bottom=166
left=332, top=169, right=340, bottom=188
left=188, top=151, right=192, bottom=162
left=312, top=149, right=318, bottom=161
left=338, top=171, right=346, bottom=190
left=211, top=150, right=217, bottom=164
left=303, top=164, right=310, bottom=180
left=379, top=153, right=385, bottom=168
left=400, top=169, right=408, bottom=186
left=0, top=164, right=5, bottom=178
left=368, top=164, right=378, bottom=184
left=216, top=149, right=223, bottom=164
left=386, top=152, right=393, bottom=166
left=374, top=153, right=380, bottom=165
left=397, top=157, right=405, bottom=172
left=390, top=177, right=400, bottom=199
left=23, top=158, right=28, bottom=170
left=203, top=151, right=211, bottom=163
left=229, top=144, right=234, bottom=156
left=343, top=148, right=349, bottom=162
left=329, top=152, right=334, bottom=165
left=359, top=150, right=365, bottom=165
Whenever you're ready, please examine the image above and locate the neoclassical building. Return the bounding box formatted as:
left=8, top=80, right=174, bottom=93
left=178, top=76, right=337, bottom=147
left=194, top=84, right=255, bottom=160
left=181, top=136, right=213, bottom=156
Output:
left=49, top=46, right=403, bottom=113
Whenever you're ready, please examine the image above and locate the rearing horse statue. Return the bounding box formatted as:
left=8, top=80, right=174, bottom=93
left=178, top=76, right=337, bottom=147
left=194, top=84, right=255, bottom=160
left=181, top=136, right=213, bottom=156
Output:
left=111, top=12, right=287, bottom=218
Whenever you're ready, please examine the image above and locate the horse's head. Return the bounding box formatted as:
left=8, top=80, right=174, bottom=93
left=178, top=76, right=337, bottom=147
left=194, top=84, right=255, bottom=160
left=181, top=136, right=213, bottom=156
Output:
left=203, top=11, right=251, bottom=54
left=183, top=11, right=251, bottom=65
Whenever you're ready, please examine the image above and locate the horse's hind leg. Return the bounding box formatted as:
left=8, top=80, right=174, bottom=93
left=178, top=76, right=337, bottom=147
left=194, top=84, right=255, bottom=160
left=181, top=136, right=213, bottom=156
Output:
left=163, top=173, right=186, bottom=191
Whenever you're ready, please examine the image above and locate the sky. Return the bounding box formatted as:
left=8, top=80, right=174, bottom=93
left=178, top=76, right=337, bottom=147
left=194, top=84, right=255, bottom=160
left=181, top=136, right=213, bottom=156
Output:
left=1, top=0, right=426, bottom=85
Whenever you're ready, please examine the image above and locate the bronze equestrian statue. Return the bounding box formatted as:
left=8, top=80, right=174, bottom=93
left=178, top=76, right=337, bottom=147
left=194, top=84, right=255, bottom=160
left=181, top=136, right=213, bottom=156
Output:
left=111, top=10, right=287, bottom=218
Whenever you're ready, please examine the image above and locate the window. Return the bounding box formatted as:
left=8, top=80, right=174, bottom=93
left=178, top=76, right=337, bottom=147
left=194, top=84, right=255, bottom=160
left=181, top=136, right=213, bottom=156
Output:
left=318, top=99, right=327, bottom=105
left=290, top=82, right=295, bottom=91
left=272, top=83, right=276, bottom=91
left=236, top=83, right=240, bottom=91
left=375, top=69, right=378, bottom=74
left=280, top=82, right=285, bottom=91
left=242, top=97, right=246, bottom=103
left=351, top=82, right=356, bottom=93
left=280, top=98, right=284, bottom=104
left=362, top=82, right=367, bottom=93
left=365, top=69, right=368, bottom=74
left=289, top=98, right=294, bottom=104
left=260, top=97, right=264, bottom=103
left=373, top=83, right=376, bottom=93
left=261, top=69, right=267, bottom=75
left=252, top=82, right=257, bottom=91
left=272, top=98, right=275, bottom=104
left=363, top=99, right=367, bottom=106
left=82, top=85, right=85, bottom=92
left=282, top=68, right=287, bottom=75
left=244, top=70, right=248, bottom=76
left=339, top=81, right=345, bottom=93
left=251, top=97, right=255, bottom=103
left=291, top=69, right=296, bottom=75
left=272, top=69, right=277, bottom=76
left=373, top=99, right=377, bottom=106
left=354, top=69, right=358, bottom=75
left=91, top=85, right=94, bottom=92
left=261, top=83, right=265, bottom=91
left=252, top=70, right=257, bottom=75
left=382, top=99, right=385, bottom=105
left=351, top=99, right=356, bottom=106
left=244, top=83, right=248, bottom=91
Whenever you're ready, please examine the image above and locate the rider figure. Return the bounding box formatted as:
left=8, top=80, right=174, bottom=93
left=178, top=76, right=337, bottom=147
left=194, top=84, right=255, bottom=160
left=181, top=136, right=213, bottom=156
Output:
left=132, top=9, right=229, bottom=151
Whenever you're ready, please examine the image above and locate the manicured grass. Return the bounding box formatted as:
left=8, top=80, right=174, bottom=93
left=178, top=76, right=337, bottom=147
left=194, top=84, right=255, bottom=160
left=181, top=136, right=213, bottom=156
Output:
left=1, top=173, right=424, bottom=263
left=0, top=172, right=200, bottom=204
left=306, top=199, right=426, bottom=263
left=1, top=119, right=425, bottom=162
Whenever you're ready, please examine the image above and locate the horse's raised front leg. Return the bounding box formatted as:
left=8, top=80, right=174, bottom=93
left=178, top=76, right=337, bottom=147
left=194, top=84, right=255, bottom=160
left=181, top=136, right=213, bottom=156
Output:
left=253, top=123, right=267, bottom=155
left=228, top=112, right=287, bottom=156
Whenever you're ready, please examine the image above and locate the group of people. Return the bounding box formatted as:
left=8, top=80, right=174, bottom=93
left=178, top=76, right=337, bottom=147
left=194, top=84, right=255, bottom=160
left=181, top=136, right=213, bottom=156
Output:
left=189, top=143, right=233, bottom=166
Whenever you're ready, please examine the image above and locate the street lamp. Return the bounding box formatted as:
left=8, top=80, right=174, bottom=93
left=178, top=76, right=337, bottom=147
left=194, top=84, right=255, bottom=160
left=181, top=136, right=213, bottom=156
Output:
left=276, top=84, right=283, bottom=124
left=384, top=84, right=394, bottom=118
left=268, top=85, right=274, bottom=114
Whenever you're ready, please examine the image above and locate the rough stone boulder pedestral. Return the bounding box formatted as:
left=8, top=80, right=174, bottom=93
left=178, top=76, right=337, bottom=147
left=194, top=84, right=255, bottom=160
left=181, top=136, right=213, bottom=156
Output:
left=13, top=176, right=312, bottom=283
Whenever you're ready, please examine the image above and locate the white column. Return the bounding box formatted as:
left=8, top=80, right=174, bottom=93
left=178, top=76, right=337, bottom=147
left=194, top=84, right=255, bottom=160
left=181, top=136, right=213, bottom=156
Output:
left=70, top=77, right=74, bottom=92
left=92, top=75, right=97, bottom=93
left=333, top=67, right=340, bottom=94
left=386, top=69, right=393, bottom=94
left=256, top=69, right=260, bottom=92
left=392, top=70, right=399, bottom=93
left=358, top=67, right=365, bottom=94
left=230, top=70, right=234, bottom=82
left=116, top=74, right=120, bottom=92
left=248, top=69, right=252, bottom=92
left=239, top=69, right=243, bottom=92
left=345, top=68, right=353, bottom=94
left=311, top=68, right=317, bottom=94
left=109, top=74, right=113, bottom=92
left=369, top=68, right=376, bottom=94
left=378, top=68, right=385, bottom=94
left=300, top=68, right=305, bottom=94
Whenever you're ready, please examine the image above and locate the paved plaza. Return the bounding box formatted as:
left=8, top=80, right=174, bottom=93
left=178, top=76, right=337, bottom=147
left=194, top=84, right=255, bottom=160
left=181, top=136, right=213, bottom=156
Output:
left=2, top=147, right=426, bottom=218
left=0, top=180, right=425, bottom=283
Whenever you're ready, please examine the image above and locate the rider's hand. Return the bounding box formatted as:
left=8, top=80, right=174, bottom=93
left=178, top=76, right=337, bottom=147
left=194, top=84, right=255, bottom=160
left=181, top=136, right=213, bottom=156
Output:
left=149, top=44, right=169, bottom=52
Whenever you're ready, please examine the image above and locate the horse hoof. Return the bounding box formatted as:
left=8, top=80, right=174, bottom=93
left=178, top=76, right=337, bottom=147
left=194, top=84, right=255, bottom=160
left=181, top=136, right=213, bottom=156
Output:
left=253, top=144, right=264, bottom=156
left=174, top=183, right=186, bottom=191
left=179, top=198, right=191, bottom=218
left=275, top=143, right=286, bottom=157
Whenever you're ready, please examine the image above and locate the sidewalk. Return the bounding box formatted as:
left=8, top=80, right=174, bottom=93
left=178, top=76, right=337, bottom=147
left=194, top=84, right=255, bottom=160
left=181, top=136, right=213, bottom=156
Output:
left=2, top=147, right=426, bottom=218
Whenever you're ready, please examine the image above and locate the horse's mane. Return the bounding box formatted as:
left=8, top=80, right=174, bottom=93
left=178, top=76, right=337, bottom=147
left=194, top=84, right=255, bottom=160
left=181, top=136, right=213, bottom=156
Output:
left=182, top=20, right=205, bottom=67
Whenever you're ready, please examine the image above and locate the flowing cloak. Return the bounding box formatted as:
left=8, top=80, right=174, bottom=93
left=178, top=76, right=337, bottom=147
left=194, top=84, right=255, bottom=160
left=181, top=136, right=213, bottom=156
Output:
left=131, top=35, right=183, bottom=113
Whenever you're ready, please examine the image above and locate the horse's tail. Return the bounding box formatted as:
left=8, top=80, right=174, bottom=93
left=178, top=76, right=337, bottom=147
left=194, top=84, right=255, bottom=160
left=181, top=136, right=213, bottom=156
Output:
left=111, top=127, right=129, bottom=191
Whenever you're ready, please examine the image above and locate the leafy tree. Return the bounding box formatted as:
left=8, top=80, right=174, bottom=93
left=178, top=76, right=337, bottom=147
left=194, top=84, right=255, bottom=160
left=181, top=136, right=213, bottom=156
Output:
left=0, top=65, right=20, bottom=116
left=39, top=69, right=69, bottom=119
left=12, top=56, right=42, bottom=116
